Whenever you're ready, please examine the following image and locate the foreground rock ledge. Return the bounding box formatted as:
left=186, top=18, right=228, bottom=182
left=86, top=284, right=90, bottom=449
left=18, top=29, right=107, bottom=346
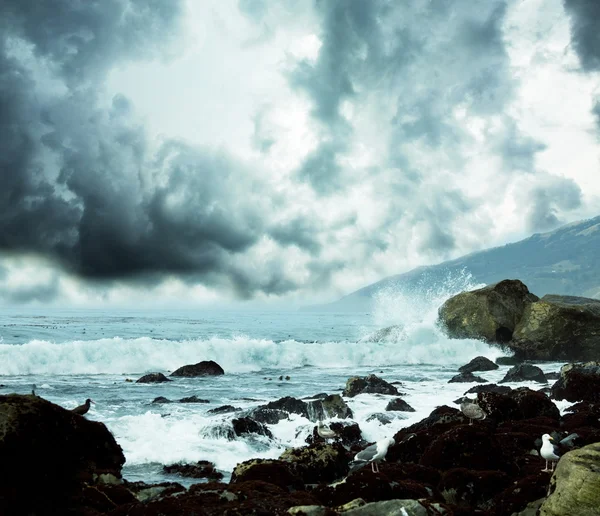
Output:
left=540, top=442, right=600, bottom=516
left=0, top=394, right=125, bottom=514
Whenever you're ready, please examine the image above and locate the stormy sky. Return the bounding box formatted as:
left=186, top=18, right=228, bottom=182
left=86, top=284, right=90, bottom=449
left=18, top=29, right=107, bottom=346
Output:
left=0, top=0, right=599, bottom=306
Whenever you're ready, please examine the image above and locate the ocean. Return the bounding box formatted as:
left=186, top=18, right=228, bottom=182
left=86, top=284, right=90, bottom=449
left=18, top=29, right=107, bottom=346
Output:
left=0, top=279, right=567, bottom=486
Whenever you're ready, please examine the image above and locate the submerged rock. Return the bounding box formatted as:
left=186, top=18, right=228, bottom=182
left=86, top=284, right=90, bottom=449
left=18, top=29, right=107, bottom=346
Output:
left=448, top=372, right=488, bottom=383
left=459, top=356, right=499, bottom=373
left=179, top=395, right=210, bottom=403
left=152, top=396, right=172, bottom=404
left=136, top=372, right=172, bottom=383
left=231, top=417, right=273, bottom=438
left=511, top=295, right=600, bottom=361
left=385, top=397, right=415, bottom=412
left=540, top=442, right=600, bottom=516
left=499, top=364, right=547, bottom=384
left=208, top=404, right=239, bottom=414
left=551, top=362, right=600, bottom=402
left=342, top=374, right=399, bottom=397
left=438, top=279, right=538, bottom=343
left=170, top=360, right=225, bottom=377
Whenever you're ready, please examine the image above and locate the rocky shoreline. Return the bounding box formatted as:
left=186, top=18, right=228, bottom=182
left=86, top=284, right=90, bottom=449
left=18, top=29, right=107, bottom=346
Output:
left=1, top=359, right=600, bottom=515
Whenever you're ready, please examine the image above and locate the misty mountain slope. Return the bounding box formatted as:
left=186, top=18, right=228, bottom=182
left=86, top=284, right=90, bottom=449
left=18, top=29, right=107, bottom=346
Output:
left=309, top=215, right=600, bottom=312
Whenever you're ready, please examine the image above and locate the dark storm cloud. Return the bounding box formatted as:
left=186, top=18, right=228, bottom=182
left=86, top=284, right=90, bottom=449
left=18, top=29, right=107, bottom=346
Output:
left=563, top=0, right=600, bottom=72
left=0, top=0, right=309, bottom=298
left=526, top=176, right=583, bottom=232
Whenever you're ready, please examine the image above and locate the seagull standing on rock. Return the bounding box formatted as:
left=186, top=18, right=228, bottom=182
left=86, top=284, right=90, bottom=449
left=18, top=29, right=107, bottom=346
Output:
left=540, top=433, right=579, bottom=472
left=317, top=421, right=337, bottom=441
left=460, top=399, right=486, bottom=425
left=352, top=437, right=395, bottom=473
left=72, top=399, right=93, bottom=416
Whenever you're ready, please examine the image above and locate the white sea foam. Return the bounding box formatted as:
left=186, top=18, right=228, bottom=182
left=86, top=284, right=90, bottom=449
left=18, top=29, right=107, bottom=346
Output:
left=0, top=331, right=499, bottom=375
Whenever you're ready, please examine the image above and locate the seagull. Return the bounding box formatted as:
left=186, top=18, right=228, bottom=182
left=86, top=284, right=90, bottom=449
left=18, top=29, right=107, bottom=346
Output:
left=72, top=398, right=93, bottom=416
left=317, top=420, right=337, bottom=441
left=460, top=400, right=486, bottom=425
left=540, top=433, right=579, bottom=472
left=352, top=437, right=395, bottom=473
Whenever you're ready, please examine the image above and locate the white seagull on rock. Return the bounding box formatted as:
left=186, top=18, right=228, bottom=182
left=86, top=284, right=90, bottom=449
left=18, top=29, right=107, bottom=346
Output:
left=540, top=433, right=579, bottom=472
left=317, top=420, right=337, bottom=440
left=352, top=437, right=395, bottom=473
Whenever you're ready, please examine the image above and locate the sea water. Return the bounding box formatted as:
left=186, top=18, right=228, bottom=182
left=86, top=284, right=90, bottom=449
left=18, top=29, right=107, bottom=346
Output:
left=0, top=277, right=568, bottom=486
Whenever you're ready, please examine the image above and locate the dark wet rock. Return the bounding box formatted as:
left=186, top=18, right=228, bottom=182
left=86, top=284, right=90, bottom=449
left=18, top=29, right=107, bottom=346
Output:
left=448, top=372, right=488, bottom=383
left=310, top=468, right=402, bottom=507
left=496, top=356, right=523, bottom=366
left=248, top=406, right=289, bottom=424
left=136, top=372, right=172, bottom=383
left=170, top=360, right=224, bottom=377
left=231, top=417, right=273, bottom=438
left=508, top=387, right=559, bottom=420
left=207, top=405, right=239, bottom=414
left=327, top=421, right=363, bottom=447
left=230, top=459, right=303, bottom=491
left=545, top=372, right=560, bottom=380
left=491, top=474, right=549, bottom=516
left=511, top=295, right=600, bottom=361
left=465, top=383, right=512, bottom=395
left=0, top=394, right=125, bottom=515
left=163, top=460, right=223, bottom=480
left=541, top=442, right=600, bottom=516
left=476, top=391, right=521, bottom=423
left=499, top=364, right=547, bottom=384
left=367, top=413, right=393, bottom=425
left=420, top=425, right=506, bottom=472
left=439, top=468, right=511, bottom=509
left=318, top=394, right=353, bottom=419
left=265, top=396, right=309, bottom=418
left=342, top=374, right=399, bottom=397
left=152, top=396, right=172, bottom=404
left=459, top=356, right=499, bottom=373
left=385, top=397, right=415, bottom=412
left=111, top=480, right=320, bottom=515
left=124, top=480, right=186, bottom=504
left=179, top=396, right=210, bottom=403
left=551, top=361, right=600, bottom=402
left=280, top=442, right=349, bottom=484
left=438, top=279, right=538, bottom=343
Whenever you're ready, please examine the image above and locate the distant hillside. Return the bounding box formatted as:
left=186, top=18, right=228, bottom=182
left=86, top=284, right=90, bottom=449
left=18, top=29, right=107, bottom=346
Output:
left=306, top=215, right=600, bottom=312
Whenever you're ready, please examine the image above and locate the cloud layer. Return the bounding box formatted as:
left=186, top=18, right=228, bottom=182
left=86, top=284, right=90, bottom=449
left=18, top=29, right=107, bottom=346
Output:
left=0, top=0, right=599, bottom=305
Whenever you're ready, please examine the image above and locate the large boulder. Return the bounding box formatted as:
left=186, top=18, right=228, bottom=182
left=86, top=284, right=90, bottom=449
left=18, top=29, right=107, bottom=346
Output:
left=551, top=362, right=600, bottom=402
left=438, top=280, right=538, bottom=343
left=0, top=394, right=125, bottom=514
left=540, top=443, right=600, bottom=516
left=342, top=375, right=398, bottom=397
left=510, top=295, right=600, bottom=360
left=499, top=364, right=547, bottom=384
left=170, top=360, right=224, bottom=377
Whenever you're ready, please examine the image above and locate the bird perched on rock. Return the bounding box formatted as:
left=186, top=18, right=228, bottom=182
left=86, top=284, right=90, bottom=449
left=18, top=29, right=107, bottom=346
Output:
left=460, top=399, right=486, bottom=425
left=317, top=420, right=337, bottom=441
left=352, top=436, right=395, bottom=473
left=72, top=398, right=93, bottom=416
left=540, top=433, right=579, bottom=472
